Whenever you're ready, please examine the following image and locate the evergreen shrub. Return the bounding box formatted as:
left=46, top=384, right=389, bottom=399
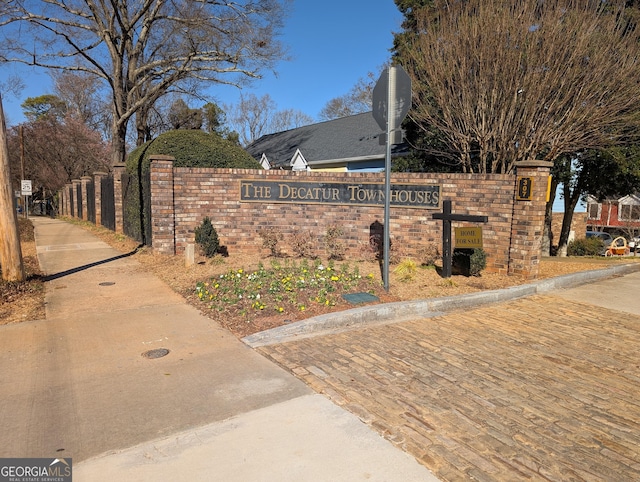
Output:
left=195, top=217, right=220, bottom=257
left=124, top=130, right=262, bottom=245
left=452, top=248, right=487, bottom=276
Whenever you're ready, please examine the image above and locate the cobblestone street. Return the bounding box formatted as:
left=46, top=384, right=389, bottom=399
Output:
left=258, top=294, right=640, bottom=481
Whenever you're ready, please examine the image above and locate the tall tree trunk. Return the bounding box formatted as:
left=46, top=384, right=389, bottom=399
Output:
left=543, top=175, right=560, bottom=255
left=111, top=117, right=128, bottom=166
left=0, top=95, right=25, bottom=281
left=556, top=179, right=584, bottom=257
left=136, top=106, right=151, bottom=146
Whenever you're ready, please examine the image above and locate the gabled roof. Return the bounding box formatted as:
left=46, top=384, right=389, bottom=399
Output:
left=245, top=112, right=409, bottom=169
left=587, top=194, right=640, bottom=204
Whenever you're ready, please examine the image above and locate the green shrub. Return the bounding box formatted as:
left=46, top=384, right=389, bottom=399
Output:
left=470, top=248, right=487, bottom=276
left=128, top=130, right=261, bottom=172
left=453, top=248, right=487, bottom=276
left=567, top=237, right=604, bottom=256
left=195, top=217, right=220, bottom=257
left=124, top=130, right=262, bottom=245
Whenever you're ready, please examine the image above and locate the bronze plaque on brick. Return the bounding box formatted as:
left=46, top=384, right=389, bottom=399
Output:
left=239, top=180, right=441, bottom=209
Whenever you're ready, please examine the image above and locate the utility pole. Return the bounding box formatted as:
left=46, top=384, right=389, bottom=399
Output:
left=20, top=125, right=25, bottom=218
left=0, top=94, right=25, bottom=281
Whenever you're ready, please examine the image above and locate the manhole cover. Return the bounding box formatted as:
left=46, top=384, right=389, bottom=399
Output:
left=99, top=282, right=115, bottom=286
left=142, top=348, right=170, bottom=359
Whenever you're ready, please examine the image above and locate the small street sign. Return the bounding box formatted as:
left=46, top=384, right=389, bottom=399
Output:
left=372, top=65, right=412, bottom=134
left=21, top=180, right=32, bottom=196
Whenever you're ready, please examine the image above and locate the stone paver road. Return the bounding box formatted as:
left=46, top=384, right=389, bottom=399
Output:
left=258, top=294, right=640, bottom=481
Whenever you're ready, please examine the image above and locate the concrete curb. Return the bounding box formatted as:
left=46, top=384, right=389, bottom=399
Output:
left=242, top=262, right=640, bottom=348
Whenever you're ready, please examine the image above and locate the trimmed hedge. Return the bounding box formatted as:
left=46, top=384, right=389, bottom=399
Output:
left=124, top=130, right=262, bottom=244
left=126, top=129, right=261, bottom=175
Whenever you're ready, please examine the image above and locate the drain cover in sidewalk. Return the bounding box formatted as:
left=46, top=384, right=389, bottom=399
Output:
left=342, top=292, right=379, bottom=305
left=99, top=282, right=115, bottom=286
left=142, top=348, right=170, bottom=359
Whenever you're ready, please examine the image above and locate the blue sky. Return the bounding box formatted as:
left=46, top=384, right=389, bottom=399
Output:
left=0, top=1, right=403, bottom=126
left=213, top=1, right=403, bottom=119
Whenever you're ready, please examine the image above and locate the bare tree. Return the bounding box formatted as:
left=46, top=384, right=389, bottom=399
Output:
left=7, top=115, right=110, bottom=194
left=52, top=71, right=111, bottom=138
left=226, top=93, right=276, bottom=146
left=318, top=72, right=377, bottom=121
left=404, top=0, right=640, bottom=174
left=226, top=93, right=312, bottom=146
left=0, top=0, right=290, bottom=165
left=270, top=109, right=313, bottom=132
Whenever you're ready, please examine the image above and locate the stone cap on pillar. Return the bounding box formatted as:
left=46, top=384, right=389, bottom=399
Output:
left=514, top=160, right=553, bottom=170
left=149, top=154, right=176, bottom=163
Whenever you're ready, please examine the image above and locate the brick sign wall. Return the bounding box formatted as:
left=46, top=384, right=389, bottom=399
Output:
left=148, top=158, right=552, bottom=278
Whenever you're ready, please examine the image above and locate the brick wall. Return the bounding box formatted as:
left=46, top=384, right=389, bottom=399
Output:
left=150, top=158, right=552, bottom=278
left=551, top=211, right=588, bottom=244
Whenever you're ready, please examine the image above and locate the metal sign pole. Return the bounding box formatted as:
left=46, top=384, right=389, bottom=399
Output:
left=383, top=67, right=397, bottom=292
left=372, top=64, right=410, bottom=292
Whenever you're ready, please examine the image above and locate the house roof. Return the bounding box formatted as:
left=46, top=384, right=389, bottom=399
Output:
left=245, top=112, right=409, bottom=169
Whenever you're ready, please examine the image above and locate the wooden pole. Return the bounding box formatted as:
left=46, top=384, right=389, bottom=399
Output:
left=20, top=125, right=25, bottom=218
left=0, top=94, right=25, bottom=281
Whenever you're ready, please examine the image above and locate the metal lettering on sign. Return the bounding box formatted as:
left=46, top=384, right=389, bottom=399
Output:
left=239, top=180, right=441, bottom=209
left=516, top=177, right=533, bottom=201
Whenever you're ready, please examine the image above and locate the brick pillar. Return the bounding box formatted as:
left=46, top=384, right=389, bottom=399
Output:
left=93, top=171, right=108, bottom=227
left=71, top=179, right=81, bottom=218
left=508, top=160, right=553, bottom=279
left=63, top=184, right=71, bottom=216
left=58, top=188, right=65, bottom=216
left=67, top=184, right=73, bottom=216
left=80, top=176, right=92, bottom=221
left=149, top=155, right=176, bottom=254
left=112, top=163, right=126, bottom=234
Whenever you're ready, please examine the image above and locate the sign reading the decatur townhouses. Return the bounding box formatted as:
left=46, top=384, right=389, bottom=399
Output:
left=240, top=180, right=441, bottom=209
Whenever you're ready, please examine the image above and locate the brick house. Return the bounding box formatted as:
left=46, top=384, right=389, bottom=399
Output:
left=586, top=194, right=640, bottom=235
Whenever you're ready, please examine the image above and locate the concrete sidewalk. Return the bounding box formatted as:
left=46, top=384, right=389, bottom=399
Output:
left=0, top=217, right=436, bottom=481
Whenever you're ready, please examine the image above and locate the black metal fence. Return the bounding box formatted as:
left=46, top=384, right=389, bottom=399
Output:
left=101, top=175, right=115, bottom=231
left=76, top=183, right=82, bottom=219
left=86, top=180, right=95, bottom=223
